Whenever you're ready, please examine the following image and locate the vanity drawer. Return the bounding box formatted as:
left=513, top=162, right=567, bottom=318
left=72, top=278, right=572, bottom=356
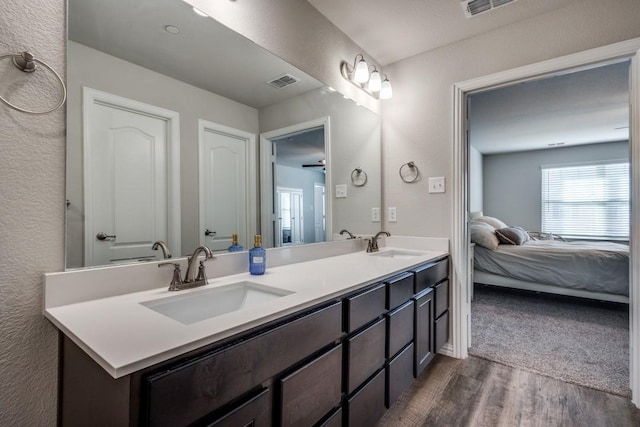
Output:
left=345, top=283, right=386, bottom=333
left=204, top=387, right=271, bottom=427
left=143, top=301, right=342, bottom=427
left=385, top=272, right=414, bottom=310
left=386, top=300, right=414, bottom=358
left=346, top=318, right=386, bottom=394
left=434, top=279, right=449, bottom=319
left=347, top=369, right=386, bottom=427
left=413, top=258, right=449, bottom=294
left=280, top=344, right=342, bottom=427
left=317, top=407, right=342, bottom=427
left=386, top=343, right=414, bottom=408
left=435, top=310, right=449, bottom=353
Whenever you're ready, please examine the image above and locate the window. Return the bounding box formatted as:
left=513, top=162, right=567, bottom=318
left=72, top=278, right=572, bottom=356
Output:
left=541, top=161, right=629, bottom=240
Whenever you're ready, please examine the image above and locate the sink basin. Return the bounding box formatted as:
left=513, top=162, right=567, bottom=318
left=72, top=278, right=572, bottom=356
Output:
left=369, top=249, right=425, bottom=259
left=141, top=281, right=294, bottom=324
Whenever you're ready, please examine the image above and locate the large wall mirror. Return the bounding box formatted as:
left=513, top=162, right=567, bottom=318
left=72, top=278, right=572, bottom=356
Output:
left=66, top=0, right=381, bottom=269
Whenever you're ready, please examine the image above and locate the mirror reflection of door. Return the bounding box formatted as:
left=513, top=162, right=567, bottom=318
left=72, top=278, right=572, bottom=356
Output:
left=198, top=120, right=256, bottom=252
left=262, top=121, right=329, bottom=248
left=277, top=187, right=304, bottom=246
left=83, top=88, right=181, bottom=267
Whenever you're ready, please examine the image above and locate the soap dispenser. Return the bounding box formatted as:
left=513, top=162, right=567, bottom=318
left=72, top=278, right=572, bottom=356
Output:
left=228, top=233, right=244, bottom=252
left=249, top=234, right=266, bottom=275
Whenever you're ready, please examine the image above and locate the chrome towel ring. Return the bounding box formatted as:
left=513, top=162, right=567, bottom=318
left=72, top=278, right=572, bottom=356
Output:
left=0, top=51, right=67, bottom=115
left=351, top=167, right=368, bottom=186
left=399, top=161, right=420, bottom=183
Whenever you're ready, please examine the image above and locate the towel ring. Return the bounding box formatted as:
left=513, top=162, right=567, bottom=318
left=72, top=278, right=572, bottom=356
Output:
left=0, top=52, right=67, bottom=115
left=399, top=161, right=420, bottom=183
left=351, top=167, right=368, bottom=187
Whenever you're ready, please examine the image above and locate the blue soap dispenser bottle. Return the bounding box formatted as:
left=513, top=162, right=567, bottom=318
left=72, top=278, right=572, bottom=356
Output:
left=228, top=233, right=244, bottom=252
left=249, top=234, right=266, bottom=275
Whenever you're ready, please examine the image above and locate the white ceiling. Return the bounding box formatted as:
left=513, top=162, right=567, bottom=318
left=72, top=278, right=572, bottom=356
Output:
left=69, top=0, right=324, bottom=109
left=307, top=0, right=580, bottom=66
left=469, top=61, right=630, bottom=154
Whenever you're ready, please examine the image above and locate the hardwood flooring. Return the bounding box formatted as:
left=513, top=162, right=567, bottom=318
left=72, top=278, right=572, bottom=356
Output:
left=378, top=355, right=640, bottom=427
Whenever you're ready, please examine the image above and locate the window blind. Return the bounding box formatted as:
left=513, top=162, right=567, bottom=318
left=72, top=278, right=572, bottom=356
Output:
left=541, top=161, right=629, bottom=239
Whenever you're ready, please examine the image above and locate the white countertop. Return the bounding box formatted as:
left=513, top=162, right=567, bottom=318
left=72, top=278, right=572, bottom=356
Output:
left=45, top=243, right=447, bottom=378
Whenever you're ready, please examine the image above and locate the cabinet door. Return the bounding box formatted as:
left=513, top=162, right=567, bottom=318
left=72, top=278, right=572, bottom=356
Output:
left=386, top=300, right=414, bottom=358
left=345, top=283, right=386, bottom=333
left=204, top=387, right=271, bottom=427
left=347, top=369, right=386, bottom=426
left=435, top=310, right=449, bottom=353
left=280, top=344, right=342, bottom=427
left=346, top=318, right=386, bottom=394
left=414, top=288, right=434, bottom=378
left=386, top=343, right=414, bottom=408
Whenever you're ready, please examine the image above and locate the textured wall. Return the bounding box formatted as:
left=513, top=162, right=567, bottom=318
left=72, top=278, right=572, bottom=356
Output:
left=382, top=0, right=640, bottom=238
left=0, top=0, right=65, bottom=424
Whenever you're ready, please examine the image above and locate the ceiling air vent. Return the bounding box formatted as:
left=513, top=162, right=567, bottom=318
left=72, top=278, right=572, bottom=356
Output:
left=461, top=0, right=518, bottom=18
left=266, top=73, right=300, bottom=89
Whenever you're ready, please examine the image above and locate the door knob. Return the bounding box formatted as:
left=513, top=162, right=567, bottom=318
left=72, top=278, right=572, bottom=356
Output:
left=96, top=232, right=116, bottom=241
left=205, top=229, right=216, bottom=236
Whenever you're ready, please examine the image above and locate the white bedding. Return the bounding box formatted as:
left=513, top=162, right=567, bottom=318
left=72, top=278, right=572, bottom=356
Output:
left=473, top=240, right=629, bottom=296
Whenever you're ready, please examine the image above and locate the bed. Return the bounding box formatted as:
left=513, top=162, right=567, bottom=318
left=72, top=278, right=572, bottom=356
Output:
left=470, top=217, right=629, bottom=303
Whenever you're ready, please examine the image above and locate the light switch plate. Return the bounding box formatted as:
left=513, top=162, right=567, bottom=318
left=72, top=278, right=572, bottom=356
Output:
left=388, top=207, right=397, bottom=223
left=372, top=207, right=380, bottom=222
left=335, top=184, right=347, bottom=198
left=428, top=176, right=445, bottom=193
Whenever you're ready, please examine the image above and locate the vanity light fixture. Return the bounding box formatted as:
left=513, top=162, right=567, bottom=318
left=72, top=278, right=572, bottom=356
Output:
left=340, top=54, right=392, bottom=100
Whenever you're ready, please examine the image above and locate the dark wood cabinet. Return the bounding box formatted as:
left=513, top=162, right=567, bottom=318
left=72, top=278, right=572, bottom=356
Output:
left=386, top=343, right=414, bottom=408
left=347, top=369, right=386, bottom=426
left=385, top=272, right=414, bottom=310
left=346, top=318, right=386, bottom=394
left=345, top=283, right=386, bottom=332
left=280, top=344, right=342, bottom=427
left=386, top=300, right=414, bottom=359
left=60, top=256, right=450, bottom=426
left=414, top=288, right=434, bottom=378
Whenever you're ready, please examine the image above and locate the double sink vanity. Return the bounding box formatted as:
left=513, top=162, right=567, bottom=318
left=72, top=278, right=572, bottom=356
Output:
left=45, top=236, right=449, bottom=426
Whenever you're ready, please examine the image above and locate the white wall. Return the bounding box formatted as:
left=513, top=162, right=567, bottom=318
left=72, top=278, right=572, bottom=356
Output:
left=382, top=0, right=640, bottom=238
left=469, top=145, right=483, bottom=213
left=276, top=165, right=326, bottom=244
left=67, top=42, right=259, bottom=265
left=0, top=0, right=65, bottom=423
left=483, top=141, right=629, bottom=230
left=0, top=0, right=377, bottom=422
left=260, top=88, right=382, bottom=235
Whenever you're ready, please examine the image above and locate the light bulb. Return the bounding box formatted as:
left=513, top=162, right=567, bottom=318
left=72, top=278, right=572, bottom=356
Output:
left=368, top=70, right=382, bottom=92
left=380, top=78, right=393, bottom=99
left=193, top=7, right=208, bottom=17
left=353, top=58, right=369, bottom=83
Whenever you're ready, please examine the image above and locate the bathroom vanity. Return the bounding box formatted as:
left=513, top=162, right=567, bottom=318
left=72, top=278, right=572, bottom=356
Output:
left=45, top=239, right=449, bottom=426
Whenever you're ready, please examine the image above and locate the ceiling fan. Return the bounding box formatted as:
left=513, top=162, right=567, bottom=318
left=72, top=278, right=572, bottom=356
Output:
left=302, top=159, right=326, bottom=168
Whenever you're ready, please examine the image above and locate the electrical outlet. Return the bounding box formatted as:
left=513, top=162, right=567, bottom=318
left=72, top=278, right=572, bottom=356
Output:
left=335, top=184, right=347, bottom=198
left=371, top=207, right=380, bottom=222
left=388, top=207, right=397, bottom=223
left=428, top=176, right=445, bottom=193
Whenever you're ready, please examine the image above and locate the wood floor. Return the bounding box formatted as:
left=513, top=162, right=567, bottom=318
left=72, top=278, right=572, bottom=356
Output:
left=378, top=355, right=640, bottom=427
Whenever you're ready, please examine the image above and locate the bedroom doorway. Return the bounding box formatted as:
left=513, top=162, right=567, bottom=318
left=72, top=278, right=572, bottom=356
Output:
left=452, top=38, right=640, bottom=404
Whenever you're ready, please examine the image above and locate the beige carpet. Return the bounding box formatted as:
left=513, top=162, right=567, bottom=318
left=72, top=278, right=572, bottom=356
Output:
left=469, top=284, right=630, bottom=397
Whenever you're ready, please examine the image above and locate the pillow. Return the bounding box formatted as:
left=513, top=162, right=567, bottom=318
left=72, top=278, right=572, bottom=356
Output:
left=474, top=216, right=508, bottom=230
left=511, top=226, right=531, bottom=242
left=495, top=226, right=529, bottom=245
left=470, top=222, right=500, bottom=250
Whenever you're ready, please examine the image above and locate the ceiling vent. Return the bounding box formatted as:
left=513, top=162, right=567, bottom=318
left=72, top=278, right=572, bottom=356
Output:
left=461, top=0, right=518, bottom=18
left=266, top=73, right=300, bottom=89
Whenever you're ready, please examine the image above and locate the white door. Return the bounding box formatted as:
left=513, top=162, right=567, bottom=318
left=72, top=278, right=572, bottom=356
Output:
left=85, top=96, right=176, bottom=266
left=314, top=183, right=326, bottom=242
left=276, top=188, right=304, bottom=246
left=199, top=120, right=251, bottom=252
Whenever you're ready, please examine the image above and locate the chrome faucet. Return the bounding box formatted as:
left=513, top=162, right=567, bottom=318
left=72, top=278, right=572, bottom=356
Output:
left=366, top=231, right=390, bottom=253
left=152, top=240, right=172, bottom=259
left=339, top=229, right=356, bottom=239
left=159, top=245, right=214, bottom=291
